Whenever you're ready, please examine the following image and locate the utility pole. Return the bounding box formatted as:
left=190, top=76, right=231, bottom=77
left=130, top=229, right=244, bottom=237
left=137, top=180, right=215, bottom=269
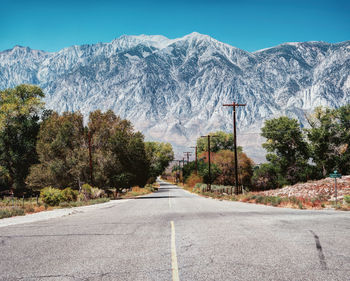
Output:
left=201, top=135, right=218, bottom=191
left=182, top=157, right=185, bottom=185
left=172, top=160, right=180, bottom=183
left=223, top=102, right=246, bottom=195
left=88, top=131, right=93, bottom=185
left=190, top=146, right=198, bottom=174
left=183, top=152, right=192, bottom=164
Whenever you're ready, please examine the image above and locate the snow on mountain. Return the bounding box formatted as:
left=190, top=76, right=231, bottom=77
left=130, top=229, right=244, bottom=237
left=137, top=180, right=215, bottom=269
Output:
left=1, top=33, right=349, bottom=162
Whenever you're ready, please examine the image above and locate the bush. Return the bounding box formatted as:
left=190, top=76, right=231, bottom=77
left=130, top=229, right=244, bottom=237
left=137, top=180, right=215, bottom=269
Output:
left=252, top=163, right=282, bottom=190
left=24, top=204, right=35, bottom=213
left=61, top=187, right=78, bottom=202
left=144, top=184, right=155, bottom=192
left=90, top=187, right=106, bottom=199
left=186, top=173, right=203, bottom=188
left=59, top=201, right=71, bottom=208
left=0, top=207, right=25, bottom=219
left=40, top=187, right=62, bottom=206
left=344, top=195, right=350, bottom=205
left=77, top=192, right=86, bottom=202
left=81, top=183, right=93, bottom=200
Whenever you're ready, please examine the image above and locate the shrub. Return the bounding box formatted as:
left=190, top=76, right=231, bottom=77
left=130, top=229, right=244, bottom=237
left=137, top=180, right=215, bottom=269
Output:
left=81, top=183, right=93, bottom=200
left=90, top=198, right=110, bottom=204
left=24, top=204, right=35, bottom=213
left=252, top=163, right=280, bottom=190
left=0, top=209, right=11, bottom=219
left=40, top=187, right=62, bottom=206
left=0, top=207, right=25, bottom=219
left=77, top=192, right=86, bottom=202
left=144, top=184, right=155, bottom=193
left=61, top=187, right=78, bottom=202
left=59, top=201, right=71, bottom=208
left=186, top=173, right=203, bottom=188
left=344, top=195, right=350, bottom=205
left=69, top=201, right=85, bottom=207
left=255, top=195, right=264, bottom=204
left=271, top=196, right=282, bottom=206
left=90, top=187, right=106, bottom=199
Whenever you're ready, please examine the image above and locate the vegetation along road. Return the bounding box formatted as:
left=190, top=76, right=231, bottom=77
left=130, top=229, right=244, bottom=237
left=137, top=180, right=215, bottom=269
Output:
left=0, top=181, right=349, bottom=281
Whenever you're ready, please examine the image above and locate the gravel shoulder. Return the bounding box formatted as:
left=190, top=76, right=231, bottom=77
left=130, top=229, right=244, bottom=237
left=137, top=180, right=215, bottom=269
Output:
left=0, top=199, right=129, bottom=228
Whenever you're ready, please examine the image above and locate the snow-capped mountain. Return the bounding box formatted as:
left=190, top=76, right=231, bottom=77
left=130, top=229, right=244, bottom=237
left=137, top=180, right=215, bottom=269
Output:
left=1, top=32, right=350, bottom=162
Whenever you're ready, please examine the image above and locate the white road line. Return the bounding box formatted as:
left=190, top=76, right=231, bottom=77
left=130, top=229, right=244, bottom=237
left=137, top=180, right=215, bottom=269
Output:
left=171, top=221, right=180, bottom=281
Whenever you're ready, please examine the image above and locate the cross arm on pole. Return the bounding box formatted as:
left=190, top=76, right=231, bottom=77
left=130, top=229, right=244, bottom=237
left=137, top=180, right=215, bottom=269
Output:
left=223, top=103, right=246, bottom=107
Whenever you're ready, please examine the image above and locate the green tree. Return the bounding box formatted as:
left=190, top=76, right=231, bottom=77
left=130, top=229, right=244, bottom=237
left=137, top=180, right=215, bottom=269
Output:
left=306, top=105, right=350, bottom=176
left=197, top=131, right=242, bottom=153
left=335, top=104, right=350, bottom=174
left=26, top=112, right=89, bottom=189
left=145, top=141, right=174, bottom=182
left=88, top=110, right=150, bottom=189
left=0, top=85, right=44, bottom=194
left=261, top=116, right=310, bottom=185
left=251, top=163, right=284, bottom=190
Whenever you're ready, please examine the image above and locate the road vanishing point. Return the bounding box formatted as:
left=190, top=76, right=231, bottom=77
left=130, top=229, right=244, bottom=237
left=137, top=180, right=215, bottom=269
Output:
left=0, top=181, right=349, bottom=281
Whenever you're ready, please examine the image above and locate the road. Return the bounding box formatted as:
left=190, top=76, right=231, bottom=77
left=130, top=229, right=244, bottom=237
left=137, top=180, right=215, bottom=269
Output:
left=0, top=181, right=349, bottom=281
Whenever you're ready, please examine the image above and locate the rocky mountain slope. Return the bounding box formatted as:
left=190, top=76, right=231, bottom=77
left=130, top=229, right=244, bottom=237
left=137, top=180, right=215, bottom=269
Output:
left=1, top=32, right=349, bottom=162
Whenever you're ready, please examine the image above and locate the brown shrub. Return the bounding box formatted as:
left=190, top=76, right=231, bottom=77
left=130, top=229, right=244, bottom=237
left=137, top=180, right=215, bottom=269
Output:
left=186, top=173, right=203, bottom=188
left=34, top=205, right=45, bottom=213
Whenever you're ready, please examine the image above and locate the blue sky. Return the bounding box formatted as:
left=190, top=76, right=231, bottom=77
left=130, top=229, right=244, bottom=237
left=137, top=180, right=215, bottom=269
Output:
left=1, top=0, right=349, bottom=52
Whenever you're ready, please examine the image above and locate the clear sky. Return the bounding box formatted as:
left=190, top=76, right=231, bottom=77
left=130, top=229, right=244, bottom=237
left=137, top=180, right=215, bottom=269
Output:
left=1, top=0, right=349, bottom=52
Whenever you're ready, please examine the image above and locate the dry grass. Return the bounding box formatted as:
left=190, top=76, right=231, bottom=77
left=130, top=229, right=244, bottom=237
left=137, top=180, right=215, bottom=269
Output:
left=0, top=196, right=110, bottom=219
left=121, top=184, right=157, bottom=198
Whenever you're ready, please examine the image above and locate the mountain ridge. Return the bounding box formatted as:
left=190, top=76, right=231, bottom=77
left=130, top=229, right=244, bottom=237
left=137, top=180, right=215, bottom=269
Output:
left=1, top=33, right=349, bottom=162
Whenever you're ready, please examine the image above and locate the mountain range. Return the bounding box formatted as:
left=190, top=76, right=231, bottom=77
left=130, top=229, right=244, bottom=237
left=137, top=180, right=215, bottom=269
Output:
left=1, top=32, right=349, bottom=162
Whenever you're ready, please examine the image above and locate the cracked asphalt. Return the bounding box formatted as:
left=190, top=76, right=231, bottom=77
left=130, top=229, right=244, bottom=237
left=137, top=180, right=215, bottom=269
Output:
left=0, top=181, right=349, bottom=281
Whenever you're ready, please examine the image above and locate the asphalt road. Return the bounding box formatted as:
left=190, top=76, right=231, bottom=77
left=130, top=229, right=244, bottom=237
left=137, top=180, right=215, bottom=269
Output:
left=0, top=181, right=349, bottom=281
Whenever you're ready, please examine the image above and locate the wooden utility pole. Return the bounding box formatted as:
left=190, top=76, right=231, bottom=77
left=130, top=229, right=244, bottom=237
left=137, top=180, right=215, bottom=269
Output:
left=172, top=159, right=181, bottom=183
left=88, top=131, right=93, bottom=185
left=223, top=102, right=246, bottom=195
left=183, top=152, right=192, bottom=164
left=182, top=157, right=185, bottom=185
left=190, top=146, right=198, bottom=174
left=201, top=135, right=218, bottom=191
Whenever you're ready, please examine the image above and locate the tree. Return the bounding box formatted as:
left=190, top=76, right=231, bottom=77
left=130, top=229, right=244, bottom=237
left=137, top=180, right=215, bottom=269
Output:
left=0, top=85, right=44, bottom=194
left=145, top=141, right=174, bottom=182
left=26, top=111, right=89, bottom=189
left=197, top=131, right=242, bottom=153
left=306, top=105, right=350, bottom=176
left=335, top=104, right=350, bottom=174
left=88, top=110, right=150, bottom=189
left=261, top=116, right=310, bottom=185
left=251, top=163, right=284, bottom=190
left=211, top=150, right=254, bottom=186
left=197, top=159, right=221, bottom=184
